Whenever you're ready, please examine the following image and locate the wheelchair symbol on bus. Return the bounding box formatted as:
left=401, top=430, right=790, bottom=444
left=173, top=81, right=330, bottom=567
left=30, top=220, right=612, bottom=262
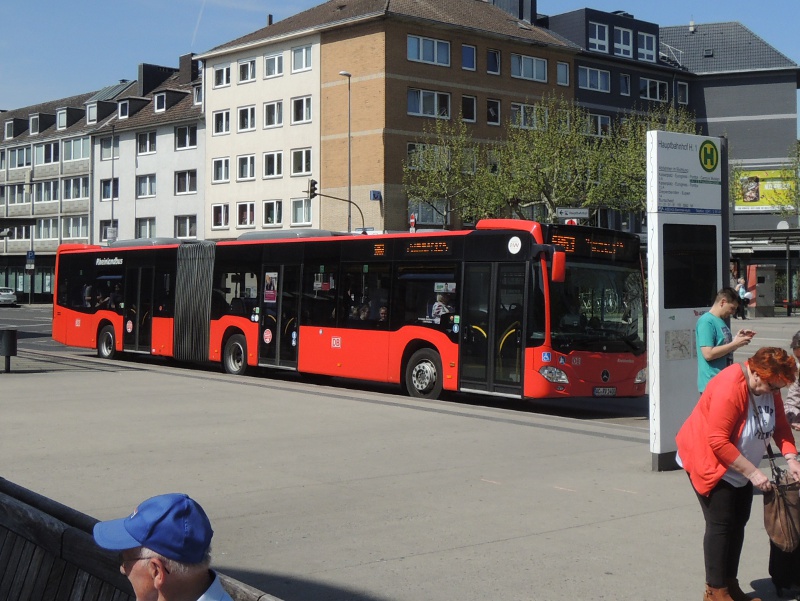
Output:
left=542, top=352, right=551, bottom=362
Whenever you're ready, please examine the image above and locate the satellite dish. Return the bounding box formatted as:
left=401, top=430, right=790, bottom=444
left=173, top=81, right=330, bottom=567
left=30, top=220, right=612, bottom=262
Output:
left=777, top=220, right=790, bottom=230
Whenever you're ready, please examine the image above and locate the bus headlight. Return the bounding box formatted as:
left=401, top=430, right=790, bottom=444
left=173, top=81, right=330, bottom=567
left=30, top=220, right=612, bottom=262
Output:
left=634, top=368, right=647, bottom=384
left=539, top=366, right=569, bottom=384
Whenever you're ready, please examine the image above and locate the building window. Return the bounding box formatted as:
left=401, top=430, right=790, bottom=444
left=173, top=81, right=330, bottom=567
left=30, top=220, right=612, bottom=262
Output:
left=292, top=45, right=312, bottom=72
left=214, top=64, right=231, bottom=87
left=239, top=59, right=256, bottom=83
left=291, top=96, right=312, bottom=124
left=487, top=99, right=500, bottom=125
left=8, top=147, right=31, bottom=168
left=86, top=105, right=97, bottom=124
left=589, top=22, right=608, bottom=52
left=407, top=89, right=450, bottom=119
left=292, top=198, right=311, bottom=226
left=63, top=176, right=89, bottom=200
left=175, top=125, right=197, bottom=149
left=213, top=110, right=230, bottom=135
left=4, top=121, right=13, bottom=139
left=588, top=114, right=611, bottom=137
left=640, top=77, right=668, bottom=102
left=237, top=155, right=256, bottom=181
left=264, top=151, right=283, bottom=178
left=101, top=178, right=119, bottom=201
left=264, top=101, right=283, bottom=127
left=174, top=215, right=197, bottom=239
left=34, top=180, right=59, bottom=203
left=193, top=87, right=203, bottom=105
left=58, top=109, right=69, bottom=129
left=30, top=115, right=39, bottom=135
left=154, top=93, right=166, bottom=112
left=99, top=219, right=119, bottom=242
left=237, top=202, right=255, bottom=227
left=408, top=199, right=447, bottom=227
left=578, top=66, right=611, bottom=92
left=264, top=200, right=282, bottom=226
left=614, top=27, right=633, bottom=58
left=118, top=100, right=129, bottom=119
left=175, top=170, right=197, bottom=194
left=291, top=148, right=312, bottom=176
left=511, top=54, right=547, bottom=82
left=510, top=103, right=547, bottom=129
left=238, top=105, right=256, bottom=132
left=487, top=49, right=500, bottom=74
left=620, top=74, right=631, bottom=96
left=407, top=35, right=450, bottom=66
left=265, top=53, right=283, bottom=78
left=462, top=44, right=476, bottom=70
left=557, top=62, right=570, bottom=86
left=6, top=183, right=28, bottom=204
left=212, top=204, right=229, bottom=229
left=136, top=174, right=157, bottom=198
left=461, top=96, right=476, bottom=122
left=63, top=137, right=90, bottom=161
left=212, top=158, right=230, bottom=183
left=62, top=216, right=88, bottom=239
left=36, top=217, right=59, bottom=240
left=137, top=131, right=157, bottom=155
left=638, top=32, right=656, bottom=62
left=100, top=135, right=119, bottom=160
left=34, top=142, right=60, bottom=165
left=677, top=81, right=689, bottom=105
left=136, top=217, right=156, bottom=239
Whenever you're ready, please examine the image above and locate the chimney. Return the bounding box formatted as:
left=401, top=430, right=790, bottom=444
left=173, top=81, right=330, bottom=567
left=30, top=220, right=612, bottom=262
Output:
left=179, top=53, right=198, bottom=84
left=689, top=20, right=695, bottom=33
left=268, top=14, right=273, bottom=26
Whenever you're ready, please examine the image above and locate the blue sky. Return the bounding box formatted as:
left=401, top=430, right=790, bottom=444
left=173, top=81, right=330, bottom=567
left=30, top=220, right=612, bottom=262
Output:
left=1, top=0, right=798, bottom=111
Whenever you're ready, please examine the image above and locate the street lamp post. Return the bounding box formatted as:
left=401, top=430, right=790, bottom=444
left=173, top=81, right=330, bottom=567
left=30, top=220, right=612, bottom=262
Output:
left=339, top=71, right=352, bottom=233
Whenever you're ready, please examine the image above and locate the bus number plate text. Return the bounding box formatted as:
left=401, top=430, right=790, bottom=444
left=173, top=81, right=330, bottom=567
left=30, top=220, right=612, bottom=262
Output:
left=593, top=387, right=616, bottom=397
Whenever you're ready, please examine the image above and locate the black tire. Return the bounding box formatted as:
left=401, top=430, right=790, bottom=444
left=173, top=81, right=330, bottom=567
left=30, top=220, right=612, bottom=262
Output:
left=97, top=325, right=116, bottom=360
left=404, top=348, right=443, bottom=399
left=223, top=334, right=248, bottom=375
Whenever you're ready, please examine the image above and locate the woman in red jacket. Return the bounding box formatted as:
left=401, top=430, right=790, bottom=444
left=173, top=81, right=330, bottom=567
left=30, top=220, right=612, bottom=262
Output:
left=676, top=347, right=800, bottom=601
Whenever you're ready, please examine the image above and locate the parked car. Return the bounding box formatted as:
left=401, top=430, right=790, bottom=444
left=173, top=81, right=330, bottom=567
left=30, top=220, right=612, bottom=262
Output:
left=0, top=287, right=17, bottom=306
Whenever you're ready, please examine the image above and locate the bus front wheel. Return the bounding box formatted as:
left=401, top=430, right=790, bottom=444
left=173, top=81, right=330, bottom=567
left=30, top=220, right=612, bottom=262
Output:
left=223, top=334, right=248, bottom=376
left=405, top=349, right=443, bottom=400
left=97, top=325, right=117, bottom=360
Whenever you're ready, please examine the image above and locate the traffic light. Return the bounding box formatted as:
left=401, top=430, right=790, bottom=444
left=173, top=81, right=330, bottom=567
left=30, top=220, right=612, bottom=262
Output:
left=309, top=179, right=318, bottom=199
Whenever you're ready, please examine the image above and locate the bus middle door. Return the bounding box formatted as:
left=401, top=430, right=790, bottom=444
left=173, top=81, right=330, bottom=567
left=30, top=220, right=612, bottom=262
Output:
left=259, top=265, right=300, bottom=369
left=122, top=266, right=154, bottom=353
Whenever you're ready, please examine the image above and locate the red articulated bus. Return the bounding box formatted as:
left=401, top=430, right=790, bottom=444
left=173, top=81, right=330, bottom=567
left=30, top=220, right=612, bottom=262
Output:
left=52, top=219, right=646, bottom=400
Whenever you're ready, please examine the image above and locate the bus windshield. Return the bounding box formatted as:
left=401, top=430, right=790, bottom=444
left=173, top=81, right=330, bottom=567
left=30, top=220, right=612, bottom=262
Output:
left=549, top=263, right=645, bottom=355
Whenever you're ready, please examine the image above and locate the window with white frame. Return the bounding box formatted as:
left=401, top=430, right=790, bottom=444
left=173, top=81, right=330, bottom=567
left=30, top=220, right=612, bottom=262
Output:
left=30, top=115, right=39, bottom=135
left=118, top=100, right=129, bottom=119
left=101, top=178, right=119, bottom=201
left=174, top=215, right=197, bottom=238
left=8, top=225, right=31, bottom=240
left=8, top=147, right=31, bottom=168
left=175, top=125, right=197, bottom=149
left=291, top=198, right=311, bottom=226
left=291, top=96, right=312, bottom=124
left=237, top=155, right=256, bottom=180
left=86, top=105, right=97, bottom=124
left=409, top=198, right=447, bottom=227
left=407, top=89, right=450, bottom=119
left=0, top=184, right=5, bottom=205
left=487, top=49, right=500, bottom=74
left=263, top=151, right=283, bottom=178
left=406, top=143, right=448, bottom=171
left=100, top=135, right=119, bottom=160
left=136, top=217, right=156, bottom=238
left=677, top=81, right=689, bottom=105
left=6, top=184, right=28, bottom=204
left=638, top=32, right=656, bottom=62
left=34, top=142, right=60, bottom=165
left=588, top=113, right=611, bottom=136
left=462, top=44, right=476, bottom=70
left=62, top=216, right=88, bottom=239
left=510, top=103, right=547, bottom=129
left=213, top=110, right=230, bottom=135
left=99, top=219, right=119, bottom=242
left=154, top=93, right=166, bottom=112
left=487, top=99, right=500, bottom=125
left=212, top=158, right=230, bottom=183
left=4, top=121, right=13, bottom=139
left=461, top=96, right=476, bottom=122
left=640, top=77, right=668, bottom=102
left=36, top=217, right=59, bottom=240
left=238, top=105, right=256, bottom=132
left=292, top=45, right=312, bottom=72
left=264, top=200, right=282, bottom=226
left=264, top=101, right=283, bottom=127
left=511, top=53, right=547, bottom=82
left=620, top=74, right=631, bottom=96
left=291, top=148, right=311, bottom=176
left=136, top=175, right=156, bottom=198
left=193, top=86, right=202, bottom=105
left=614, top=27, right=633, bottom=57
left=63, top=136, right=90, bottom=161
left=265, top=53, right=283, bottom=78
left=214, top=64, right=231, bottom=87
left=239, top=59, right=256, bottom=83
left=407, top=35, right=450, bottom=66
left=237, top=202, right=255, bottom=227
left=59, top=109, right=70, bottom=128
left=63, top=176, right=89, bottom=200
left=589, top=22, right=608, bottom=52
left=578, top=66, right=611, bottom=92
left=34, top=180, right=59, bottom=203
left=212, top=204, right=229, bottom=229
left=557, top=62, right=570, bottom=86
left=137, top=131, right=157, bottom=154
left=175, top=170, right=197, bottom=195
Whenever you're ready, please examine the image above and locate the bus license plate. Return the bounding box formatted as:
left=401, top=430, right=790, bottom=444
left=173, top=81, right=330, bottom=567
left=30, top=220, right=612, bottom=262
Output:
left=593, top=387, right=617, bottom=397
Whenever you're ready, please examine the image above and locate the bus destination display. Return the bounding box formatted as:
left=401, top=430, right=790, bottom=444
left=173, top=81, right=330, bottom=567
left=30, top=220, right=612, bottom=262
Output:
left=404, top=240, right=452, bottom=255
left=550, top=231, right=638, bottom=262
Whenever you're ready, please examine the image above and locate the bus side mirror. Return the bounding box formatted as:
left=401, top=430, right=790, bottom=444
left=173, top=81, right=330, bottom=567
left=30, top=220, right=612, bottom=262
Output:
left=550, top=250, right=566, bottom=283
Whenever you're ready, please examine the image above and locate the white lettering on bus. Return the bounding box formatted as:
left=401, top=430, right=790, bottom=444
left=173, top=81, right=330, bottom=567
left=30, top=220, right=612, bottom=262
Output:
left=95, top=257, right=123, bottom=266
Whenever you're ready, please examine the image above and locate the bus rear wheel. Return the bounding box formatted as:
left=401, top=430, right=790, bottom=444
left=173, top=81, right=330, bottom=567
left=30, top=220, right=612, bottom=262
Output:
left=223, top=334, right=248, bottom=376
left=97, top=325, right=116, bottom=360
left=405, top=349, right=443, bottom=400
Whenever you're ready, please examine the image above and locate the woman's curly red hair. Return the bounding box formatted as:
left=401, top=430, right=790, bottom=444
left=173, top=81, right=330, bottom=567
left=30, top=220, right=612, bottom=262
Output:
left=747, top=347, right=798, bottom=387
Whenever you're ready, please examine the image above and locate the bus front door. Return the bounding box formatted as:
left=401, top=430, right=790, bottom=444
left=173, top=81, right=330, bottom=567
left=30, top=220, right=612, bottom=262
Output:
left=460, top=263, right=525, bottom=397
left=259, top=265, right=300, bottom=369
left=122, top=266, right=154, bottom=353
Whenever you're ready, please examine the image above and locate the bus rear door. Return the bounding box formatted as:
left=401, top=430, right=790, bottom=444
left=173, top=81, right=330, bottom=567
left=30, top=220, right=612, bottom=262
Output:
left=122, top=266, right=154, bottom=353
left=259, top=264, right=300, bottom=369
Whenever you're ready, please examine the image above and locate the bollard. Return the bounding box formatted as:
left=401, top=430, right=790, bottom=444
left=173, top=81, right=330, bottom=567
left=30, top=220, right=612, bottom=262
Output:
left=0, top=328, right=18, bottom=373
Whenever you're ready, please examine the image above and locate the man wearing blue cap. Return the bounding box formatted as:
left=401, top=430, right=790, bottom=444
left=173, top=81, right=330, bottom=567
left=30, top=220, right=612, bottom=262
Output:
left=93, top=493, right=232, bottom=601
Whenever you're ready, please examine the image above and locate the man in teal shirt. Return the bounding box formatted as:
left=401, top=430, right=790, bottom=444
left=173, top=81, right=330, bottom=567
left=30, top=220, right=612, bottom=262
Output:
left=696, top=287, right=755, bottom=392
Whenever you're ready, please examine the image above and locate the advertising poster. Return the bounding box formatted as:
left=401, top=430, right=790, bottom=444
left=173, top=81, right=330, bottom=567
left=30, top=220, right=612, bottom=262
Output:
left=264, top=272, right=278, bottom=303
left=734, top=170, right=795, bottom=212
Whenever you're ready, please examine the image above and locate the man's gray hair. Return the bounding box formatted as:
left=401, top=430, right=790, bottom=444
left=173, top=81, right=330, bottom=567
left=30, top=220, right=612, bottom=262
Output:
left=139, top=546, right=212, bottom=575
